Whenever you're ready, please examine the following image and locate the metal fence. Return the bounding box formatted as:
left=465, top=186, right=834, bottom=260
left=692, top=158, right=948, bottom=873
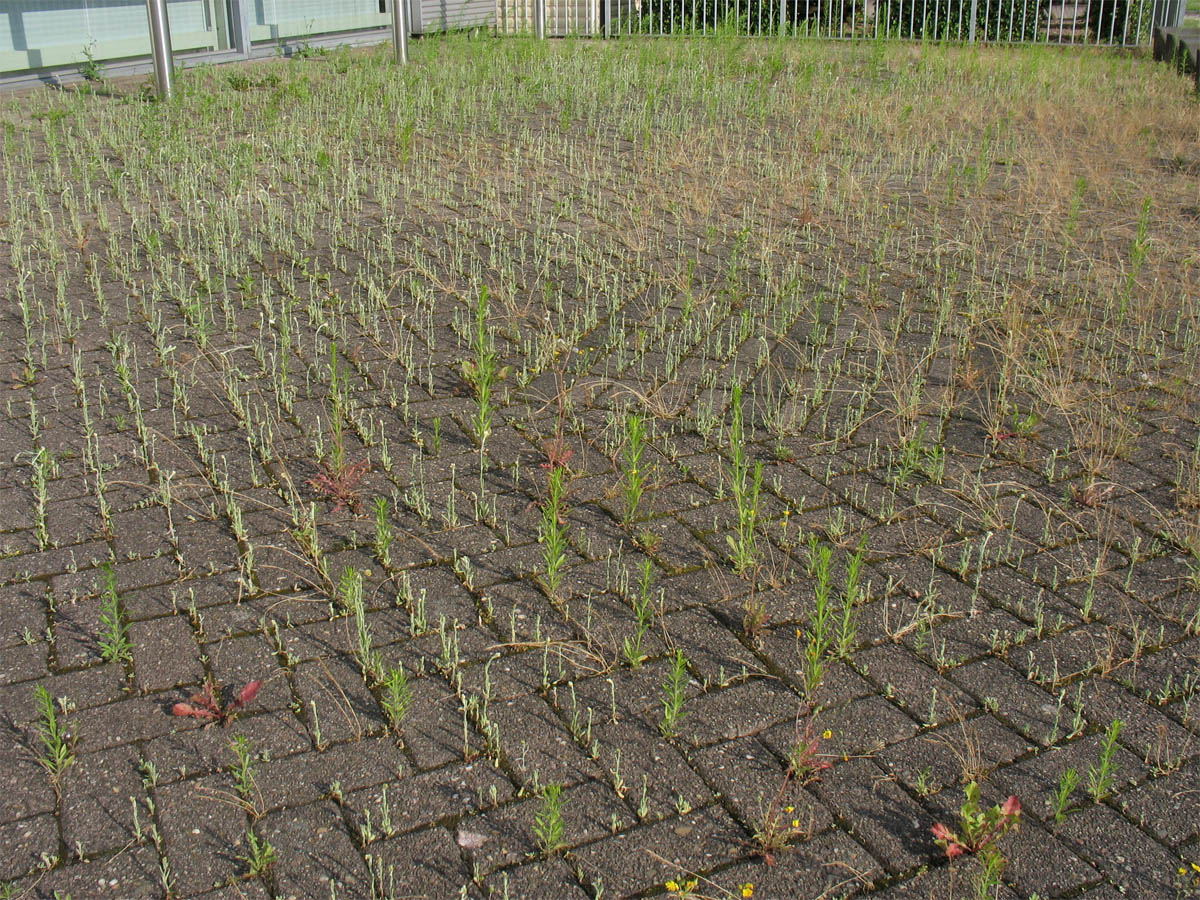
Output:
left=0, top=0, right=1186, bottom=86
left=506, top=0, right=1176, bottom=45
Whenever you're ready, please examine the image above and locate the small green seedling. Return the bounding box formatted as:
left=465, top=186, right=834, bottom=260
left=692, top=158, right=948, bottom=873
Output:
left=725, top=384, right=763, bottom=575
left=372, top=497, right=393, bottom=567
left=97, top=562, right=133, bottom=664
left=539, top=465, right=569, bottom=598
left=1087, top=718, right=1122, bottom=802
left=533, top=782, right=566, bottom=854
left=622, top=408, right=647, bottom=525
left=1052, top=766, right=1079, bottom=823
left=659, top=649, right=689, bottom=738
left=381, top=665, right=412, bottom=734
left=238, top=828, right=278, bottom=876
left=33, top=684, right=74, bottom=785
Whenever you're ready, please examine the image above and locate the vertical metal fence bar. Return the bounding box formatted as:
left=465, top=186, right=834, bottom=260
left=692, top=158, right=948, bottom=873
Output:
left=228, top=0, right=251, bottom=56
left=145, top=0, right=174, bottom=98
left=968, top=0, right=977, bottom=40
left=535, top=0, right=545, bottom=37
left=391, top=0, right=410, bottom=62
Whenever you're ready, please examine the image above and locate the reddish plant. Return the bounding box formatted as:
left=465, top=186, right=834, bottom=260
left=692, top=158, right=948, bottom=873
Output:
left=932, top=782, right=1021, bottom=861
left=540, top=438, right=574, bottom=471
left=787, top=705, right=833, bottom=786
left=173, top=678, right=262, bottom=727
left=307, top=457, right=369, bottom=513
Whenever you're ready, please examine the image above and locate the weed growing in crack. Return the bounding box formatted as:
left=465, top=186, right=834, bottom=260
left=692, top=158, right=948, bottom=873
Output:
left=726, top=383, right=763, bottom=575
left=622, top=408, right=648, bottom=526
left=659, top=649, right=689, bottom=738
left=533, top=782, right=566, bottom=855
left=172, top=677, right=262, bottom=727
left=931, top=783, right=1021, bottom=899
left=229, top=734, right=264, bottom=818
left=462, top=285, right=507, bottom=518
left=372, top=497, right=393, bottom=568
left=28, top=446, right=53, bottom=550
left=1087, top=717, right=1122, bottom=802
left=786, top=705, right=833, bottom=785
left=397, top=571, right=428, bottom=636
left=337, top=564, right=364, bottom=616
left=1052, top=766, right=1079, bottom=823
left=801, top=540, right=835, bottom=698
left=294, top=499, right=329, bottom=582
left=835, top=536, right=868, bottom=660
left=1119, top=197, right=1152, bottom=318
left=307, top=342, right=369, bottom=513
left=539, top=465, right=569, bottom=600
left=345, top=567, right=384, bottom=683
left=309, top=700, right=325, bottom=751
left=623, top=557, right=657, bottom=667
left=97, top=561, right=133, bottom=665
left=33, top=684, right=74, bottom=788
left=238, top=828, right=278, bottom=878
left=380, top=665, right=412, bottom=735
left=751, top=769, right=807, bottom=865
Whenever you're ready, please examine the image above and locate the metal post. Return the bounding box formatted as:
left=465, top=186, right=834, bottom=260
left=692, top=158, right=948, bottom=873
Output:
left=229, top=0, right=252, bottom=57
left=391, top=0, right=410, bottom=63
left=145, top=0, right=173, bottom=98
left=968, top=0, right=978, bottom=40
left=535, top=0, right=546, bottom=37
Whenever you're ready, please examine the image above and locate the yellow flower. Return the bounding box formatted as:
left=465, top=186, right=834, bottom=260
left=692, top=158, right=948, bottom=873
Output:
left=792, top=819, right=800, bottom=828
left=822, top=728, right=833, bottom=739
left=785, top=805, right=794, bottom=813
left=666, top=881, right=680, bottom=893
left=741, top=884, right=755, bottom=898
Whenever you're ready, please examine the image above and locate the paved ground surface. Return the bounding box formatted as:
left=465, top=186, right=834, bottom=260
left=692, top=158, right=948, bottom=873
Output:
left=0, top=36, right=1198, bottom=900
